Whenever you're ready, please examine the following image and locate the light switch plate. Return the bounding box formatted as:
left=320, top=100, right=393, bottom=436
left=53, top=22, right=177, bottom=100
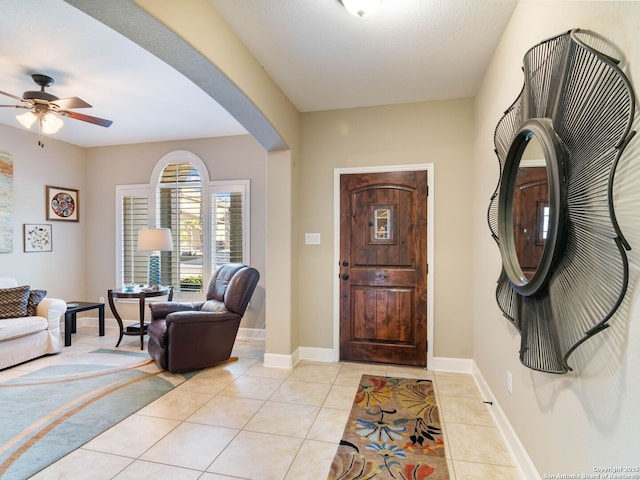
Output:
left=305, top=233, right=321, bottom=245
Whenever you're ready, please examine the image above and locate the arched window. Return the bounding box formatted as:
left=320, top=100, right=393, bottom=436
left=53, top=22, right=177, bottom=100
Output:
left=116, top=151, right=249, bottom=297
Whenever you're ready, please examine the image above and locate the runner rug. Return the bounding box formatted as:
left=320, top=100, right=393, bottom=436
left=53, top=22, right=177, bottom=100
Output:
left=0, top=349, right=193, bottom=480
left=328, top=375, right=449, bottom=480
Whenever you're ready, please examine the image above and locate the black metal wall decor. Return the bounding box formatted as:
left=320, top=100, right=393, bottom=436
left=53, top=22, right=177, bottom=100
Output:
left=487, top=29, right=636, bottom=374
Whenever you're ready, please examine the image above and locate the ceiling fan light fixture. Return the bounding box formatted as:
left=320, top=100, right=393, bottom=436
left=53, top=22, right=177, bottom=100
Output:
left=341, top=0, right=382, bottom=17
left=41, top=112, right=63, bottom=134
left=16, top=111, right=37, bottom=128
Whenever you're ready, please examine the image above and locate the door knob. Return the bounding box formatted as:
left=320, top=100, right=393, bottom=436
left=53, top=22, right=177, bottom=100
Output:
left=342, top=260, right=349, bottom=267
left=341, top=273, right=349, bottom=280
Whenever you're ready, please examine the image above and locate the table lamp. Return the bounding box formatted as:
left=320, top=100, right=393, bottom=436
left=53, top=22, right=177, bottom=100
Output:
left=137, top=228, right=173, bottom=287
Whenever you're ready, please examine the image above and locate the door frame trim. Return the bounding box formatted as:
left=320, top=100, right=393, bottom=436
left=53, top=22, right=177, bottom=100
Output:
left=333, top=163, right=435, bottom=366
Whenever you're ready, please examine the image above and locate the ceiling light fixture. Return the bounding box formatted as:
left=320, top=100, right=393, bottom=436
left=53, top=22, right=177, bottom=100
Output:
left=341, top=0, right=383, bottom=17
left=15, top=106, right=64, bottom=147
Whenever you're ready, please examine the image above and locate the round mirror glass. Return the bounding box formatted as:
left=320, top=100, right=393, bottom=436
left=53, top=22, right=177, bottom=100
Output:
left=512, top=135, right=548, bottom=282
left=498, top=118, right=566, bottom=296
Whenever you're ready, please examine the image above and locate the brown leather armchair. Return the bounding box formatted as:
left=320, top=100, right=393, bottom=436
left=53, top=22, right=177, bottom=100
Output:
left=147, top=264, right=260, bottom=373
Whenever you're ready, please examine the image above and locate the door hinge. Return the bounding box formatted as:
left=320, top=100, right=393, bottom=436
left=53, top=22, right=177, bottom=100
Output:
left=425, top=338, right=429, bottom=353
left=426, top=185, right=429, bottom=196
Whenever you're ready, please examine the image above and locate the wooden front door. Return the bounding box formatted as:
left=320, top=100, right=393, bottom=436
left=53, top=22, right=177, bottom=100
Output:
left=512, top=166, right=548, bottom=280
left=339, top=170, right=428, bottom=366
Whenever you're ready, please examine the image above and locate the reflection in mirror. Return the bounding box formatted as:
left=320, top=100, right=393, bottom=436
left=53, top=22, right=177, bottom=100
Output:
left=511, top=135, right=548, bottom=281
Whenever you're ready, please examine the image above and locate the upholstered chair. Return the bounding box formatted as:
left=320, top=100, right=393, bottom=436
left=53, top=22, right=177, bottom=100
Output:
left=147, top=264, right=259, bottom=373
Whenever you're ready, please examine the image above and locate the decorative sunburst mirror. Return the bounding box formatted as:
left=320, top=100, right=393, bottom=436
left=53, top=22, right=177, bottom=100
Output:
left=487, top=29, right=636, bottom=373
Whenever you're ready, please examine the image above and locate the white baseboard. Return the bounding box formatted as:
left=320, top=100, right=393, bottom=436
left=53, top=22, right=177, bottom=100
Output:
left=263, top=350, right=300, bottom=369
left=471, top=361, right=539, bottom=480
left=429, top=356, right=474, bottom=373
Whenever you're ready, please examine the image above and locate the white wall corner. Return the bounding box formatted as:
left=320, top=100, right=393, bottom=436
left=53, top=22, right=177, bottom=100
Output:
left=471, top=361, right=540, bottom=480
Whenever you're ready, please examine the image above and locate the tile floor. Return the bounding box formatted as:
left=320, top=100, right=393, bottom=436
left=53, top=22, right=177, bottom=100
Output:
left=1, top=323, right=523, bottom=480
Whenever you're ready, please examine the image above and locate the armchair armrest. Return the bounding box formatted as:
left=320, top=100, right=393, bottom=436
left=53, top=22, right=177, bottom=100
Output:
left=149, top=301, right=205, bottom=320
left=165, top=310, right=240, bottom=325
left=36, top=298, right=66, bottom=330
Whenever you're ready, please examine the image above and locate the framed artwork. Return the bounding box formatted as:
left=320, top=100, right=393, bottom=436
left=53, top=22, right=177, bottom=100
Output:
left=46, top=186, right=79, bottom=222
left=24, top=224, right=52, bottom=252
left=0, top=151, right=13, bottom=253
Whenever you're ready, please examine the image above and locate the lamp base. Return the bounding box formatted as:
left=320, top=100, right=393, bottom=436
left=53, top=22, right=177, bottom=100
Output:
left=148, top=254, right=161, bottom=286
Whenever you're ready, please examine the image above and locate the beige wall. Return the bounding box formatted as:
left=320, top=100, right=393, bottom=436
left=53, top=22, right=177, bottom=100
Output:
left=299, top=99, right=475, bottom=358
left=83, top=134, right=267, bottom=329
left=0, top=124, right=86, bottom=300
left=130, top=0, right=300, bottom=356
left=473, top=1, right=640, bottom=474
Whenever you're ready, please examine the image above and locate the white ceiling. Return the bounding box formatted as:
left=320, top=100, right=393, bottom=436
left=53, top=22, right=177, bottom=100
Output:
left=0, top=0, right=517, bottom=148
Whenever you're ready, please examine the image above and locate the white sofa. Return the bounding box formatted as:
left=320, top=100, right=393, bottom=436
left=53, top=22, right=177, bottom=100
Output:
left=0, top=277, right=66, bottom=369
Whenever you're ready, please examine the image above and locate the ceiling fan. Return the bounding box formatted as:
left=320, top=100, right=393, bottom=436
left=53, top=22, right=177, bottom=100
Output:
left=0, top=73, right=113, bottom=135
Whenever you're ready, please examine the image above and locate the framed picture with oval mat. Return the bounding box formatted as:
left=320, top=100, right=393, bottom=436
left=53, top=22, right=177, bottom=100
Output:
left=46, top=186, right=79, bottom=222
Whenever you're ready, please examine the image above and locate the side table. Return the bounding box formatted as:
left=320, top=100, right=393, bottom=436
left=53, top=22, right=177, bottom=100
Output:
left=107, top=286, right=173, bottom=350
left=64, top=302, right=105, bottom=347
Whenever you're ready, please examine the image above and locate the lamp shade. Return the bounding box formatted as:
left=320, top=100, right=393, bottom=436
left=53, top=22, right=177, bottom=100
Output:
left=16, top=111, right=37, bottom=128
left=137, top=228, right=173, bottom=252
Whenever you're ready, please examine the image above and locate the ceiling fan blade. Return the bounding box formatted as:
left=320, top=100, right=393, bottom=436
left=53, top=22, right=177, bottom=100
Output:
left=0, top=89, right=24, bottom=102
left=0, top=104, right=30, bottom=109
left=60, top=110, right=113, bottom=127
left=52, top=96, right=92, bottom=110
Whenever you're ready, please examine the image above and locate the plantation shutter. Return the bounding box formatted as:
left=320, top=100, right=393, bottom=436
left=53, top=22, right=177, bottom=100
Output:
left=158, top=162, right=203, bottom=292
left=121, top=195, right=149, bottom=285
left=211, top=182, right=248, bottom=270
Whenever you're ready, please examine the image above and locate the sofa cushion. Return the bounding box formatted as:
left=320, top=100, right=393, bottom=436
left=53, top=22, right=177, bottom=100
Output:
left=0, top=316, right=48, bottom=341
left=27, top=290, right=48, bottom=316
left=0, top=285, right=31, bottom=319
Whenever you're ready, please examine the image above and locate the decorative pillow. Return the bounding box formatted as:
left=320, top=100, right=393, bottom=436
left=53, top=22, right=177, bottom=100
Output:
left=27, top=289, right=48, bottom=316
left=0, top=285, right=31, bottom=319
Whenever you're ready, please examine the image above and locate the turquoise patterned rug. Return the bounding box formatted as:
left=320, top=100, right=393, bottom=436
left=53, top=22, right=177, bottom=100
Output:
left=0, top=349, right=192, bottom=479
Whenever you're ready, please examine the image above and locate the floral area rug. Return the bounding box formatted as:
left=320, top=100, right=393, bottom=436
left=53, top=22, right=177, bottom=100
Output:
left=329, top=375, right=449, bottom=480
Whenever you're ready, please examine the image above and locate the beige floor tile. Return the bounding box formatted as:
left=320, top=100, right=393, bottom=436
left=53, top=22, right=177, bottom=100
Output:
left=439, top=395, right=495, bottom=426
left=217, top=357, right=260, bottom=375
left=387, top=365, right=434, bottom=380
left=284, top=439, right=338, bottom=480
left=31, top=449, right=133, bottom=480
left=446, top=423, right=515, bottom=467
left=113, top=459, right=202, bottom=479
left=173, top=369, right=238, bottom=395
left=270, top=379, right=332, bottom=406
left=322, top=383, right=359, bottom=409
left=307, top=407, right=351, bottom=443
left=207, top=430, right=304, bottom=480
left=245, top=401, right=319, bottom=437
left=288, top=362, right=342, bottom=384
left=220, top=374, right=283, bottom=399
left=83, top=414, right=180, bottom=458
left=334, top=363, right=387, bottom=385
left=8, top=336, right=525, bottom=480
left=435, top=372, right=481, bottom=398
left=199, top=473, right=243, bottom=480
left=453, top=460, right=522, bottom=479
left=187, top=394, right=265, bottom=429
left=140, top=423, right=238, bottom=470
left=244, top=362, right=292, bottom=379
left=137, top=388, right=214, bottom=420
